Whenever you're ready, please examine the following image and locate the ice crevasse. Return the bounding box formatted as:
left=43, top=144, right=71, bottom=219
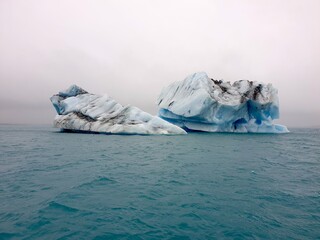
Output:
left=50, top=85, right=186, bottom=135
left=157, top=72, right=289, bottom=133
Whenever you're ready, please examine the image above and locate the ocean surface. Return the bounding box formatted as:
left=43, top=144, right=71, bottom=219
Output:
left=0, top=125, right=319, bottom=240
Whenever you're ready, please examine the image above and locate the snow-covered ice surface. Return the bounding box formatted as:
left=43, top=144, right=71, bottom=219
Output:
left=50, top=85, right=186, bottom=135
left=157, top=72, right=289, bottom=133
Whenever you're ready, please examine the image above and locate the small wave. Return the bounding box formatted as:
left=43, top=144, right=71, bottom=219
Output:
left=168, top=180, right=186, bottom=186
left=0, top=232, right=19, bottom=239
left=138, top=194, right=156, bottom=201
left=75, top=176, right=117, bottom=189
left=48, top=201, right=79, bottom=213
left=181, top=212, right=202, bottom=220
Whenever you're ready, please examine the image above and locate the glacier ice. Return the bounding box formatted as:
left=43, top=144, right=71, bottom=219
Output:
left=157, top=72, right=289, bottom=133
left=50, top=85, right=186, bottom=135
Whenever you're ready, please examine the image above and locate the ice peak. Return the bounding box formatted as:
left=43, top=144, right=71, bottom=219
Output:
left=58, top=85, right=88, bottom=98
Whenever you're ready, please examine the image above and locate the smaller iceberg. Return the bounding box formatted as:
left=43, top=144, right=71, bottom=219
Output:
left=157, top=72, right=289, bottom=133
left=50, top=85, right=186, bottom=135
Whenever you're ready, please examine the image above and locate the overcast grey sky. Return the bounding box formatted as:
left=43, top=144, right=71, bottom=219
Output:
left=0, top=0, right=319, bottom=127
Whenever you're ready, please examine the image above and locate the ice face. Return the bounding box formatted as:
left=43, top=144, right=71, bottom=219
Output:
left=157, top=72, right=289, bottom=133
left=50, top=85, right=186, bottom=135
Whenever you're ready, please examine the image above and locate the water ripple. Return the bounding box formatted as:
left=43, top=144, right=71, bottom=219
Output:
left=0, top=126, right=319, bottom=239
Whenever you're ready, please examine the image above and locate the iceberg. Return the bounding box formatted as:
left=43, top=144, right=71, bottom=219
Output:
left=157, top=72, right=289, bottom=133
left=50, top=85, right=186, bottom=135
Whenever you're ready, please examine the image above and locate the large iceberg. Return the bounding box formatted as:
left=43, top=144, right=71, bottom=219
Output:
left=50, top=85, right=186, bottom=135
left=157, top=72, right=288, bottom=133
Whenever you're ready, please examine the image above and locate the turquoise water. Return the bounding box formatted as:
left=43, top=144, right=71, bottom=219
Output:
left=0, top=125, right=319, bottom=239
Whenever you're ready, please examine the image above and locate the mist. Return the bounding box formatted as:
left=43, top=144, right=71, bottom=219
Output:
left=0, top=0, right=319, bottom=127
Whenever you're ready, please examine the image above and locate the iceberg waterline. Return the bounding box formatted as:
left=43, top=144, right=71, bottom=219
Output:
left=50, top=85, right=186, bottom=135
left=157, top=72, right=288, bottom=133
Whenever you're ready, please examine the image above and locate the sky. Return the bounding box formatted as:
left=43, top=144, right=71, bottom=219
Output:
left=0, top=0, right=319, bottom=127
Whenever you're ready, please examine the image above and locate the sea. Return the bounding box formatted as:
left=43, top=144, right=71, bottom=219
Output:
left=0, top=124, right=319, bottom=240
